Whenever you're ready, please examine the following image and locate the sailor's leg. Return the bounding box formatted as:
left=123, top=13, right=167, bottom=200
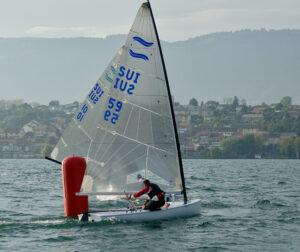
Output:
left=144, top=198, right=165, bottom=211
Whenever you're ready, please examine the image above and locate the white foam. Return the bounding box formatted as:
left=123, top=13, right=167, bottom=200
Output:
left=32, top=219, right=64, bottom=225
left=0, top=220, right=13, bottom=225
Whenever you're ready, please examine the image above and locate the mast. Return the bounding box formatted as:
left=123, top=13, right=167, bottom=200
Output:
left=147, top=0, right=187, bottom=204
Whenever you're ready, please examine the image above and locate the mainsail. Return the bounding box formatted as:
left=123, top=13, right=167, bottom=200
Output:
left=51, top=2, right=185, bottom=196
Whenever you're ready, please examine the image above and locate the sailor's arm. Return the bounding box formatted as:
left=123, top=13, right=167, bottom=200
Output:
left=132, top=185, right=149, bottom=198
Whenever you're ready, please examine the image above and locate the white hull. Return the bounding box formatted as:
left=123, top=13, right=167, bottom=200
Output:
left=79, top=199, right=201, bottom=222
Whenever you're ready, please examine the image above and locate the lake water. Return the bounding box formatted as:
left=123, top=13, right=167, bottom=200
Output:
left=0, top=159, right=299, bottom=251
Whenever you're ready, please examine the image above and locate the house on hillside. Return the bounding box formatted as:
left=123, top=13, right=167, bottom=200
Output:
left=242, top=128, right=260, bottom=136
left=178, top=122, right=191, bottom=134
left=222, top=131, right=233, bottom=138
left=241, top=114, right=263, bottom=123
left=262, top=132, right=281, bottom=146
left=1, top=139, right=21, bottom=152
left=193, top=131, right=210, bottom=146
left=291, top=105, right=300, bottom=110
left=63, top=102, right=79, bottom=114
left=186, top=104, right=201, bottom=115
left=175, top=110, right=191, bottom=125
left=280, top=132, right=297, bottom=139
left=181, top=140, right=198, bottom=158
left=19, top=120, right=40, bottom=137
left=37, top=105, right=48, bottom=110
left=50, top=118, right=69, bottom=134
left=205, top=132, right=224, bottom=149
left=287, top=111, right=299, bottom=120
left=33, top=124, right=56, bottom=138
left=0, top=130, right=6, bottom=138
left=210, top=141, right=221, bottom=148
left=216, top=104, right=232, bottom=112
left=202, top=109, right=214, bottom=122
left=252, top=107, right=266, bottom=114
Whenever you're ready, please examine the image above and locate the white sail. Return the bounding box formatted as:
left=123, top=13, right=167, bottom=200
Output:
left=51, top=3, right=182, bottom=194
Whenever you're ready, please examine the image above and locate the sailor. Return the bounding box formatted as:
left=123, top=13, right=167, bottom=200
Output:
left=136, top=173, right=145, bottom=190
left=137, top=173, right=144, bottom=183
left=128, top=179, right=165, bottom=211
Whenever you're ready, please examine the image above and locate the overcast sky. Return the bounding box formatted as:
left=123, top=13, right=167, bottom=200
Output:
left=1, top=0, right=300, bottom=41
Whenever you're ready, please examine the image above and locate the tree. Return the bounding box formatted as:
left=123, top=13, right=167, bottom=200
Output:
left=274, top=103, right=283, bottom=111
left=220, top=134, right=262, bottom=158
left=232, top=96, right=239, bottom=108
left=49, top=100, right=60, bottom=107
left=24, top=132, right=34, bottom=138
left=240, top=99, right=247, bottom=106
left=173, top=101, right=180, bottom=107
left=294, top=137, right=300, bottom=158
left=279, top=138, right=296, bottom=158
left=191, top=115, right=203, bottom=124
left=221, top=138, right=241, bottom=158
left=189, top=98, right=199, bottom=107
left=197, top=146, right=210, bottom=158
left=280, top=96, right=292, bottom=107
left=206, top=100, right=219, bottom=110
left=210, top=148, right=223, bottom=158
left=240, top=134, right=256, bottom=158
left=30, top=102, right=40, bottom=107
left=261, top=102, right=268, bottom=107
left=254, top=134, right=263, bottom=154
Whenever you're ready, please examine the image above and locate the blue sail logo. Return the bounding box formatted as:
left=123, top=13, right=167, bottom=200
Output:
left=129, top=49, right=149, bottom=61
left=129, top=36, right=153, bottom=61
left=105, top=73, right=113, bottom=83
left=105, top=65, right=116, bottom=83
left=110, top=65, right=116, bottom=74
left=133, top=36, right=153, bottom=47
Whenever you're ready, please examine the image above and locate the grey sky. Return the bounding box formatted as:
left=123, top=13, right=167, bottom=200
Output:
left=1, top=0, right=300, bottom=41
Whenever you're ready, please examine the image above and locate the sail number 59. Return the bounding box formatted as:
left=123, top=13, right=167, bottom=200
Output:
left=104, top=97, right=123, bottom=124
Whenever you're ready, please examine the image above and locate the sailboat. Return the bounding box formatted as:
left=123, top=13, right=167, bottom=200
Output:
left=46, top=0, right=201, bottom=222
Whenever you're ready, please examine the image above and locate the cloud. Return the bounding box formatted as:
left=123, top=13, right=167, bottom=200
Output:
left=24, top=4, right=300, bottom=41
left=157, top=7, right=300, bottom=41
left=26, top=25, right=129, bottom=38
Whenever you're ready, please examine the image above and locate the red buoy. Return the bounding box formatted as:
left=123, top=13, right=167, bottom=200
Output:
left=62, top=156, right=88, bottom=216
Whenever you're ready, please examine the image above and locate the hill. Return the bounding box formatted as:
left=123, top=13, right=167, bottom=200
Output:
left=0, top=29, right=300, bottom=105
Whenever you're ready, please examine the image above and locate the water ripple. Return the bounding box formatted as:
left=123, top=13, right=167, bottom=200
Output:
left=1, top=159, right=300, bottom=251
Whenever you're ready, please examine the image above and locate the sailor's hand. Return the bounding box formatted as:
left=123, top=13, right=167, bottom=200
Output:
left=126, top=194, right=132, bottom=200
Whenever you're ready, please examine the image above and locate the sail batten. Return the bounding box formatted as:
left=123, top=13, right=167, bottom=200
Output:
left=94, top=123, right=175, bottom=155
left=116, top=97, right=164, bottom=117
left=51, top=2, right=184, bottom=194
left=73, top=119, right=93, bottom=141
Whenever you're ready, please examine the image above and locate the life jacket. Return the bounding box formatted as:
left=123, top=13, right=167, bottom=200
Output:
left=147, top=183, right=164, bottom=200
left=133, top=182, right=165, bottom=200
